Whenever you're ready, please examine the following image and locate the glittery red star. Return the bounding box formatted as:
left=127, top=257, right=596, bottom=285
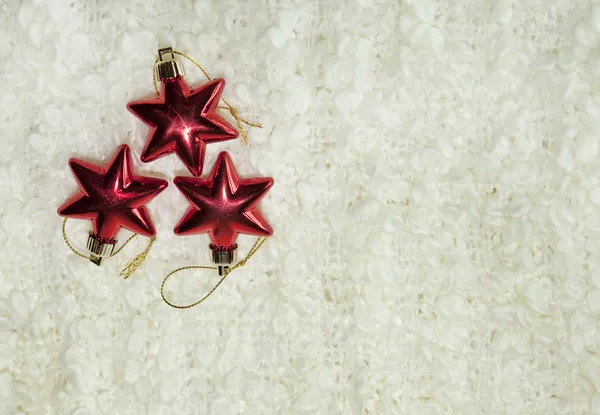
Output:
left=174, top=151, right=273, bottom=248
left=57, top=145, right=168, bottom=241
left=127, top=76, right=238, bottom=177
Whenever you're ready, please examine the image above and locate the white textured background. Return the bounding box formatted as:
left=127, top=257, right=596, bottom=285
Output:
left=1, top=0, right=600, bottom=414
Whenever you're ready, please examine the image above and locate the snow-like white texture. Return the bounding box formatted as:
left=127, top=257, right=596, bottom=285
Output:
left=1, top=0, right=600, bottom=413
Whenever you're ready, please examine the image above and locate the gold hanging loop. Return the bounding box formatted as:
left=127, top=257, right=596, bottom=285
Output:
left=161, top=237, right=268, bottom=309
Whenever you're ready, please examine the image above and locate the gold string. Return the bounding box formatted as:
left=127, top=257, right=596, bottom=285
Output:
left=152, top=50, right=261, bottom=146
left=61, top=218, right=154, bottom=279
left=152, top=56, right=159, bottom=95
left=61, top=218, right=93, bottom=260
left=119, top=236, right=155, bottom=280
left=161, top=237, right=268, bottom=309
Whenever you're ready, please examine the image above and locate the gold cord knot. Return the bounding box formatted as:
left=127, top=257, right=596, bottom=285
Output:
left=119, top=237, right=156, bottom=280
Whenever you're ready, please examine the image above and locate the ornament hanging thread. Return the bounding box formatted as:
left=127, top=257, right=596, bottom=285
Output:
left=160, top=236, right=267, bottom=309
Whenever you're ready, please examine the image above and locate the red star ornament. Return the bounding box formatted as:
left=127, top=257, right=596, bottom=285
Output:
left=127, top=76, right=238, bottom=177
left=174, top=151, right=274, bottom=249
left=57, top=144, right=168, bottom=242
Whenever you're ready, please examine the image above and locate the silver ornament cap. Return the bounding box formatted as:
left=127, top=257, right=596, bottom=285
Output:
left=210, top=244, right=238, bottom=276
